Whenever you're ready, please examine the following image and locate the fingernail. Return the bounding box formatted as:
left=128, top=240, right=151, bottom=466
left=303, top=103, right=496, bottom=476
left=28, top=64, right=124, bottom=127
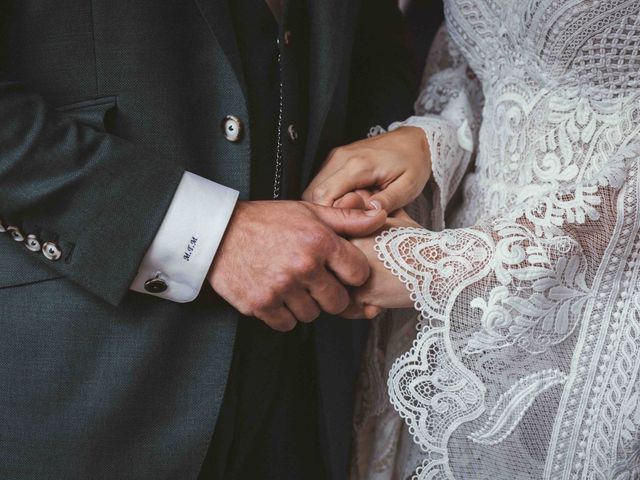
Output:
left=368, top=200, right=382, bottom=211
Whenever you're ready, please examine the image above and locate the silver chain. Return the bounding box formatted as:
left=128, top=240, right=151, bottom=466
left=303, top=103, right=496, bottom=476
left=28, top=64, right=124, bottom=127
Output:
left=272, top=52, right=284, bottom=200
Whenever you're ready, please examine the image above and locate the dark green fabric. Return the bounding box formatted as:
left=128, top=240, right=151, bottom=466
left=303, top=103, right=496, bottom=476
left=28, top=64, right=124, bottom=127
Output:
left=0, top=1, right=416, bottom=479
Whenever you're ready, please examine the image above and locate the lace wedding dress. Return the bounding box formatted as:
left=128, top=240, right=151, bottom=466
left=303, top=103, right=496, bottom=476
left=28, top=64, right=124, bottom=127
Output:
left=352, top=1, right=640, bottom=479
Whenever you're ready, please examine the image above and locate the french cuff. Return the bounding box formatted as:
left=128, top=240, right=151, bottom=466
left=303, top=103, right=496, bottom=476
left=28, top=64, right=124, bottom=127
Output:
left=130, top=172, right=239, bottom=303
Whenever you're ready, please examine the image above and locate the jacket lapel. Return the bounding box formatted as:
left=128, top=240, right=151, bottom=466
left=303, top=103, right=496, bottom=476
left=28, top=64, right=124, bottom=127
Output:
left=302, top=0, right=350, bottom=187
left=192, top=0, right=248, bottom=99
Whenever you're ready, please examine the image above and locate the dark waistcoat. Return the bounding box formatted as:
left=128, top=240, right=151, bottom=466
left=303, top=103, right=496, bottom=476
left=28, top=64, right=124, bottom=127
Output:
left=198, top=1, right=321, bottom=478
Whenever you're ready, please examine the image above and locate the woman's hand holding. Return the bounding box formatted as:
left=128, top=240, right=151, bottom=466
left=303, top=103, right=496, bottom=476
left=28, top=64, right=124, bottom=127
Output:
left=302, top=126, right=431, bottom=213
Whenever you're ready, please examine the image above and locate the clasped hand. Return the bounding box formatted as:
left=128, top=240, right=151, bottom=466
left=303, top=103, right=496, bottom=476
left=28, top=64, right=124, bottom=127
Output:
left=208, top=127, right=430, bottom=330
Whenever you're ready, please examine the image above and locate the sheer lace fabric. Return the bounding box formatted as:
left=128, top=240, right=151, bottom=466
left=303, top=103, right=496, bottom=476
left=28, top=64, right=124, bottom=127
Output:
left=353, top=1, right=640, bottom=479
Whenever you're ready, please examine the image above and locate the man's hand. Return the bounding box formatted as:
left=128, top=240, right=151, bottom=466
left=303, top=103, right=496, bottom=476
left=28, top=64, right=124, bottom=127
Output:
left=302, top=126, right=431, bottom=213
left=208, top=201, right=387, bottom=331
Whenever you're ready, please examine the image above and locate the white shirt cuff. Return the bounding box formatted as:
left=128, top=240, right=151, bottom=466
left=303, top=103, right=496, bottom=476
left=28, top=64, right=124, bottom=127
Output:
left=130, top=172, right=239, bottom=302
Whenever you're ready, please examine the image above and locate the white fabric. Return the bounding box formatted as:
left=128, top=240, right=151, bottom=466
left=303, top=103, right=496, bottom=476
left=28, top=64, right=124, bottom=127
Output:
left=353, top=2, right=640, bottom=479
left=131, top=172, right=238, bottom=303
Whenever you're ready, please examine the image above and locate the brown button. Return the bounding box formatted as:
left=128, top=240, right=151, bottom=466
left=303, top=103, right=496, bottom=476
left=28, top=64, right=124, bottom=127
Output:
left=144, top=276, right=168, bottom=294
left=287, top=124, right=299, bottom=143
left=222, top=115, right=243, bottom=143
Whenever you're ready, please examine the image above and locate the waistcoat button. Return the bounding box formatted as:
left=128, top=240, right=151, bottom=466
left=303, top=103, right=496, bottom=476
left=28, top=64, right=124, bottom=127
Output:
left=283, top=30, right=292, bottom=46
left=287, top=124, right=299, bottom=143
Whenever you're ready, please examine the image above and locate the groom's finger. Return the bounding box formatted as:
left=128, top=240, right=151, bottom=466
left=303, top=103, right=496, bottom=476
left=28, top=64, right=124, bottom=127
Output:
left=327, top=237, right=371, bottom=287
left=285, top=290, right=321, bottom=323
left=307, top=270, right=350, bottom=315
left=258, top=306, right=297, bottom=332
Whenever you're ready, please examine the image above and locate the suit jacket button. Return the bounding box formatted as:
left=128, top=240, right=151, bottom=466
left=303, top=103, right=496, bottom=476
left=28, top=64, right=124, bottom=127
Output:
left=144, top=276, right=168, bottom=294
left=25, top=234, right=42, bottom=252
left=7, top=226, right=24, bottom=242
left=42, top=242, right=62, bottom=261
left=287, top=124, right=299, bottom=143
left=222, top=116, right=243, bottom=143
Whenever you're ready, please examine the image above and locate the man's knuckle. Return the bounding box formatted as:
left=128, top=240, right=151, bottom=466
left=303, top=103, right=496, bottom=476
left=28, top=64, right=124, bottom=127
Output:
left=291, top=255, right=318, bottom=276
left=304, top=228, right=332, bottom=251
left=326, top=291, right=349, bottom=315
left=353, top=259, right=371, bottom=284
left=251, top=290, right=277, bottom=310
left=341, top=252, right=369, bottom=285
left=334, top=298, right=350, bottom=315
left=273, top=273, right=295, bottom=292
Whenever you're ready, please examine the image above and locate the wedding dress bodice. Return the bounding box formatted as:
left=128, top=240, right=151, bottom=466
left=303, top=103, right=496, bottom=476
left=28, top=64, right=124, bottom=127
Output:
left=459, top=0, right=638, bottom=225
left=353, top=1, right=640, bottom=479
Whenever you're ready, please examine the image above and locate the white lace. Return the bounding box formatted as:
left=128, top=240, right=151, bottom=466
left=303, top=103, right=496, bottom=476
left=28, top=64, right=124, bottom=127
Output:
left=352, top=2, right=640, bottom=479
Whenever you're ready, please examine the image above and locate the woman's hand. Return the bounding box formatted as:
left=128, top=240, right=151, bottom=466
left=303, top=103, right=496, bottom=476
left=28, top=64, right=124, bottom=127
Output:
left=303, top=126, right=431, bottom=213
left=341, top=211, right=422, bottom=319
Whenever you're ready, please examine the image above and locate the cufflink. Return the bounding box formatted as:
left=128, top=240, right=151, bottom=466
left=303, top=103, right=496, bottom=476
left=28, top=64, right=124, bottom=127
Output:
left=144, top=274, right=168, bottom=294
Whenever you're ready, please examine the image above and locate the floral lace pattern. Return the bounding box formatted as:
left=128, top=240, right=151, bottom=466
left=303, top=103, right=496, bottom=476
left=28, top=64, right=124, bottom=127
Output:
left=352, top=1, right=640, bottom=479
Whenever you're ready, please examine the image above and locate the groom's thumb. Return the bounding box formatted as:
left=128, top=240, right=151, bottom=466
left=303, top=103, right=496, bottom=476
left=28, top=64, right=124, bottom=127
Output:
left=307, top=203, right=387, bottom=237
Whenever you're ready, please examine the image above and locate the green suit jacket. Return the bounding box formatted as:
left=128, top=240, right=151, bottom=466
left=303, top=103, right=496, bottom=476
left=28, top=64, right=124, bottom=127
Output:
left=0, top=1, right=416, bottom=478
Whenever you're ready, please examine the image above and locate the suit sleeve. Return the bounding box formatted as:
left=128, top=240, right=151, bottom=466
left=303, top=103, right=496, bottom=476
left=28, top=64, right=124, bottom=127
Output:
left=0, top=81, right=185, bottom=306
left=345, top=0, right=418, bottom=140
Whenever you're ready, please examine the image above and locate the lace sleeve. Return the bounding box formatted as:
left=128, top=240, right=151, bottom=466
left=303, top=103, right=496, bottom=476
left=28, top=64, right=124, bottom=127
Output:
left=376, top=144, right=640, bottom=479
left=389, top=27, right=484, bottom=230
